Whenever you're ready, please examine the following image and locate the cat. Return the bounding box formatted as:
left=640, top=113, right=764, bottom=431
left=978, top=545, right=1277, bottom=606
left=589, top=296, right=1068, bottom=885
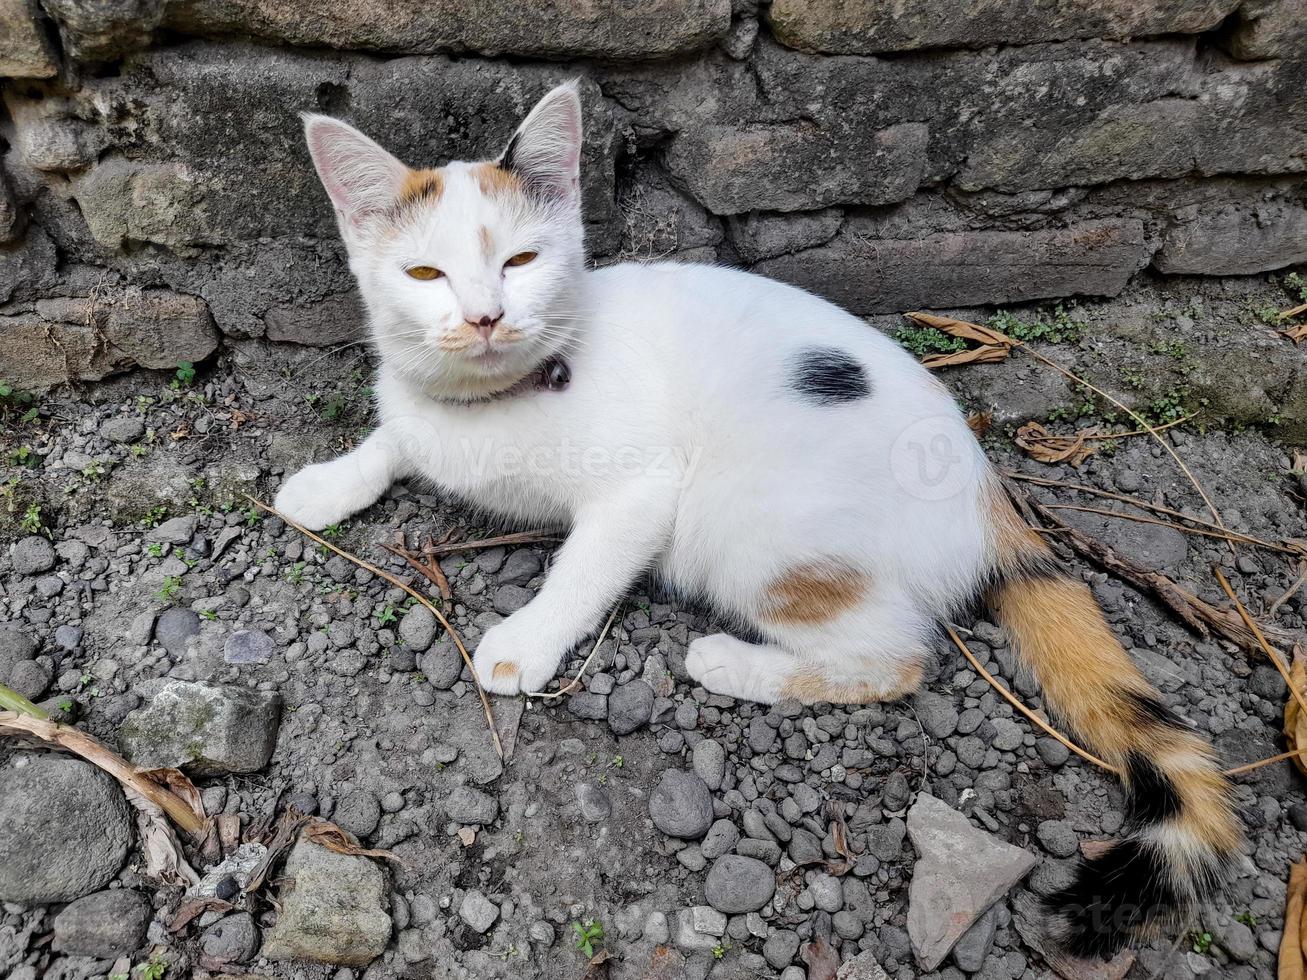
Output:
left=276, top=81, right=1240, bottom=956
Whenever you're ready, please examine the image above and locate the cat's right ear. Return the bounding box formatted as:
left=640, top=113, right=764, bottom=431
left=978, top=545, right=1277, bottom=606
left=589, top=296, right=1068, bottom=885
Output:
left=302, top=114, right=408, bottom=233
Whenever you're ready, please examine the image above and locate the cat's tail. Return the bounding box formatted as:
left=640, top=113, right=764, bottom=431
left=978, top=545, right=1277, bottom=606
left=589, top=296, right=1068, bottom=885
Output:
left=978, top=480, right=1241, bottom=957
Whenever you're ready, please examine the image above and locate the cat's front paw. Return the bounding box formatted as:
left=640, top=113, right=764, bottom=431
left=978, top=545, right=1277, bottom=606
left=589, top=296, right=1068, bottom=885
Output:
left=473, top=618, right=563, bottom=696
left=274, top=460, right=372, bottom=531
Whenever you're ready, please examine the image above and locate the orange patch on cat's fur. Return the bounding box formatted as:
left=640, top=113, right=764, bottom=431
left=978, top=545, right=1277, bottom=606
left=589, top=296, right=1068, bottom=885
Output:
left=473, top=162, right=524, bottom=197
left=479, top=225, right=494, bottom=259
left=492, top=662, right=518, bottom=680
left=780, top=657, right=922, bottom=704
left=762, top=559, right=867, bottom=625
left=399, top=168, right=444, bottom=205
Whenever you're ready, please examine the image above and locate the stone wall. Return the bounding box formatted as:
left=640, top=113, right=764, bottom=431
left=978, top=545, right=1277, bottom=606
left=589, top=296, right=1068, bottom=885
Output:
left=1, top=0, right=1305, bottom=386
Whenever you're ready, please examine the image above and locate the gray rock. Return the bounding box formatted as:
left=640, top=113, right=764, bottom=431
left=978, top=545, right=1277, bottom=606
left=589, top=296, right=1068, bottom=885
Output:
left=147, top=514, right=197, bottom=545
left=11, top=535, right=56, bottom=575
left=155, top=606, right=200, bottom=656
left=492, top=584, right=533, bottom=614
left=459, top=889, right=499, bottom=934
left=1036, top=819, right=1080, bottom=859
left=755, top=220, right=1147, bottom=316
left=768, top=0, right=1231, bottom=54
left=575, top=782, right=612, bottom=823
left=692, top=738, right=726, bottom=791
left=788, top=828, right=824, bottom=865
left=913, top=691, right=960, bottom=739
left=52, top=889, right=151, bottom=956
left=398, top=605, right=437, bottom=651
left=808, top=872, right=843, bottom=912
left=262, top=840, right=391, bottom=966
left=100, top=415, right=146, bottom=443
left=667, top=121, right=927, bottom=215
left=608, top=679, right=654, bottom=734
left=568, top=691, right=608, bottom=721
left=764, top=929, right=801, bottom=970
left=950, top=904, right=998, bottom=972
left=335, top=790, right=381, bottom=839
left=529, top=920, right=556, bottom=945
left=418, top=638, right=463, bottom=689
left=990, top=718, right=1024, bottom=752
left=906, top=793, right=1036, bottom=971
left=701, top=819, right=740, bottom=859
left=0, top=624, right=39, bottom=679
left=118, top=680, right=281, bottom=775
left=834, top=951, right=891, bottom=979
left=53, top=625, right=83, bottom=651
left=1216, top=920, right=1258, bottom=962
left=202, top=911, right=260, bottom=963
left=0, top=754, right=132, bottom=904
left=445, top=785, right=499, bottom=825
left=704, top=854, right=775, bottom=913
left=1157, top=201, right=1307, bottom=276
left=0, top=0, right=59, bottom=77
left=157, top=0, right=731, bottom=60
left=675, top=906, right=726, bottom=952
left=9, top=659, right=50, bottom=700
left=650, top=769, right=714, bottom=839
left=224, top=627, right=275, bottom=665
left=498, top=549, right=542, bottom=586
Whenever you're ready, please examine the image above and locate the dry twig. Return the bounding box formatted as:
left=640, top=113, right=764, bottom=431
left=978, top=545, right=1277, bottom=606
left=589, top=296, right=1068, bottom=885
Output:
left=423, top=529, right=560, bottom=557
left=525, top=605, right=621, bottom=700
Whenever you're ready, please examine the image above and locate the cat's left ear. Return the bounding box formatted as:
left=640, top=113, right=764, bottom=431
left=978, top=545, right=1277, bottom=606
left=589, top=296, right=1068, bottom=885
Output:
left=499, top=81, right=583, bottom=202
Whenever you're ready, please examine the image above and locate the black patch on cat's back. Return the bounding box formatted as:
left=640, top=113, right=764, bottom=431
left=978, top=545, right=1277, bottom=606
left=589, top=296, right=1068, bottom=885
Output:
left=789, top=347, right=871, bottom=405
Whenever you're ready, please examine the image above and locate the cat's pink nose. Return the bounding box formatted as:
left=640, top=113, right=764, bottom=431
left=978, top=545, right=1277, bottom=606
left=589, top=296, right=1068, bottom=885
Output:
left=467, top=312, right=503, bottom=341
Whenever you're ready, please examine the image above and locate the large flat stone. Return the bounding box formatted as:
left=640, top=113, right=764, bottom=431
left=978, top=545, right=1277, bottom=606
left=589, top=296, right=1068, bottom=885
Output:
left=666, top=121, right=927, bottom=214
left=0, top=754, right=132, bottom=905
left=768, top=0, right=1237, bottom=55
left=118, top=679, right=282, bottom=776
left=159, top=0, right=731, bottom=60
left=906, top=793, right=1036, bottom=971
left=754, top=219, right=1148, bottom=314
left=0, top=0, right=59, bottom=77
left=0, top=289, right=219, bottom=388
left=261, top=838, right=391, bottom=966
left=1155, top=201, right=1307, bottom=275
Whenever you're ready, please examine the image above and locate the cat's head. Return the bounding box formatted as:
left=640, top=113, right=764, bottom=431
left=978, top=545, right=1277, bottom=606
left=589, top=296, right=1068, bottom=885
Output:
left=304, top=82, right=586, bottom=399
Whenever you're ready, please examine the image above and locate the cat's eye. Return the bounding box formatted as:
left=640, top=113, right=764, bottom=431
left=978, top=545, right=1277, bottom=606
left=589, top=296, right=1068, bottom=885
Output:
left=406, top=265, right=443, bottom=281
left=505, top=251, right=538, bottom=267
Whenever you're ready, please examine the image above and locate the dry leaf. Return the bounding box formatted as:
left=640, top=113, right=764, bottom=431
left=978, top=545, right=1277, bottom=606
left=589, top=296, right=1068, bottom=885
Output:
left=922, top=344, right=1011, bottom=369
left=800, top=929, right=840, bottom=980
left=1286, top=648, right=1307, bottom=780
left=966, top=410, right=993, bottom=437
left=1014, top=421, right=1100, bottom=467
left=140, top=767, right=206, bottom=815
left=1293, top=452, right=1307, bottom=475
left=1282, top=324, right=1307, bottom=345
left=904, top=311, right=1016, bottom=348
left=1281, top=858, right=1307, bottom=980
left=169, top=896, right=233, bottom=933
left=243, top=808, right=309, bottom=895
left=126, top=788, right=200, bottom=888
left=303, top=817, right=403, bottom=864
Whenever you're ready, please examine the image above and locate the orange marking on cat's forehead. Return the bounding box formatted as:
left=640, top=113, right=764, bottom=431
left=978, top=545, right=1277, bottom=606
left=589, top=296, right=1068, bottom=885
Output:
left=479, top=225, right=494, bottom=259
left=399, top=168, right=444, bottom=205
left=473, top=162, right=524, bottom=197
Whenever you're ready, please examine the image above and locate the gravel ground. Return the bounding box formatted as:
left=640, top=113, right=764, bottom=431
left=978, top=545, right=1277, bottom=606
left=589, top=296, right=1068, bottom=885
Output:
left=1, top=280, right=1306, bottom=980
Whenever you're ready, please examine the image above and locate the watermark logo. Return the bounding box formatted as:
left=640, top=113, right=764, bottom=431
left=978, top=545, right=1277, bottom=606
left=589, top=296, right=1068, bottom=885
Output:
left=888, top=415, right=978, bottom=502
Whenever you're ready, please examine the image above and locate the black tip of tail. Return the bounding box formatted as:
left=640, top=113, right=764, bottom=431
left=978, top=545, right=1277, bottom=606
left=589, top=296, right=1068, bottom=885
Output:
left=1043, top=751, right=1192, bottom=957
left=1042, top=838, right=1182, bottom=958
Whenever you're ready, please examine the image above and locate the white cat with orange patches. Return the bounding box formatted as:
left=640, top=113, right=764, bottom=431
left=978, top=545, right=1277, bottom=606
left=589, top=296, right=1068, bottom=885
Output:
left=278, top=82, right=1241, bottom=955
